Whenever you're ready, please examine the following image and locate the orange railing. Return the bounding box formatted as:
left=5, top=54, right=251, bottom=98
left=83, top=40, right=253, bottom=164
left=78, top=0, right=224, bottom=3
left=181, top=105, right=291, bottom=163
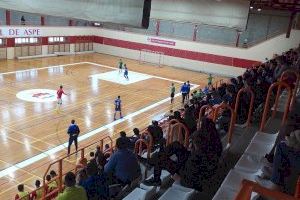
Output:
left=296, top=176, right=300, bottom=198
left=42, top=135, right=113, bottom=199
left=197, top=104, right=215, bottom=129
left=213, top=102, right=236, bottom=146
left=167, top=119, right=190, bottom=148
left=234, top=179, right=299, bottom=200
left=234, top=87, right=255, bottom=127
left=278, top=70, right=300, bottom=111
left=134, top=130, right=153, bottom=159
left=260, top=81, right=292, bottom=131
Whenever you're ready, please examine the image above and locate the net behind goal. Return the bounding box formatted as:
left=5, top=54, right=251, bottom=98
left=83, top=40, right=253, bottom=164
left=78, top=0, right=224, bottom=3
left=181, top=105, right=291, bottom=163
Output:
left=139, top=49, right=164, bottom=67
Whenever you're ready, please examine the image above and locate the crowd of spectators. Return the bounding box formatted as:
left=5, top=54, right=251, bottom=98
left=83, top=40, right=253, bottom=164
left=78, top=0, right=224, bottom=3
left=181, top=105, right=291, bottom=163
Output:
left=15, top=46, right=300, bottom=199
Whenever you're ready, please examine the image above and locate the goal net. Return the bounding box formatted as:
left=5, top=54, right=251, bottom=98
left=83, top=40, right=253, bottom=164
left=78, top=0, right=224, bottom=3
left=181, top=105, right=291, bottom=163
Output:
left=139, top=49, right=164, bottom=67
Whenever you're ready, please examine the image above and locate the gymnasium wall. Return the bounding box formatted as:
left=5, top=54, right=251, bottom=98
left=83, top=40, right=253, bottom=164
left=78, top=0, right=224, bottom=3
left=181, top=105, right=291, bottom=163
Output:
left=93, top=28, right=300, bottom=76
left=0, top=26, right=300, bottom=76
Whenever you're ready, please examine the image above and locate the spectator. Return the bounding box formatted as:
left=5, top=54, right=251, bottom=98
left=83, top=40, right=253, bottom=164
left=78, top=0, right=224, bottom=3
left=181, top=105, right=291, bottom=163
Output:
left=76, top=168, right=88, bottom=185
left=104, top=137, right=141, bottom=185
left=129, top=128, right=141, bottom=149
left=264, top=105, right=300, bottom=164
left=198, top=117, right=223, bottom=158
left=104, top=144, right=110, bottom=152
left=95, top=145, right=106, bottom=169
left=183, top=104, right=197, bottom=133
left=80, top=163, right=109, bottom=200
left=119, top=131, right=130, bottom=147
left=216, top=109, right=231, bottom=137
left=46, top=174, right=57, bottom=196
left=143, top=132, right=219, bottom=191
left=209, top=91, right=222, bottom=105
left=57, top=172, right=88, bottom=200
left=173, top=111, right=184, bottom=123
left=50, top=170, right=59, bottom=186
left=30, top=180, right=42, bottom=200
left=15, top=184, right=29, bottom=200
left=147, top=120, right=165, bottom=148
left=88, top=152, right=98, bottom=171
left=257, top=130, right=300, bottom=195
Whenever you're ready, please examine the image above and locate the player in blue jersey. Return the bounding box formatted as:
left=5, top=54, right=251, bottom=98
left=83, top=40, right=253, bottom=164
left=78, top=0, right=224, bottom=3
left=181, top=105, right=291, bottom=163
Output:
left=180, top=82, right=188, bottom=104
left=186, top=80, right=191, bottom=101
left=124, top=64, right=129, bottom=80
left=114, top=96, right=123, bottom=120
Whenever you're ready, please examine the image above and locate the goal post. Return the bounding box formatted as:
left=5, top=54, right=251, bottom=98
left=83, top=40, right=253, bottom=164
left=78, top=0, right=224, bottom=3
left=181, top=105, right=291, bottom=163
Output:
left=139, top=49, right=164, bottom=67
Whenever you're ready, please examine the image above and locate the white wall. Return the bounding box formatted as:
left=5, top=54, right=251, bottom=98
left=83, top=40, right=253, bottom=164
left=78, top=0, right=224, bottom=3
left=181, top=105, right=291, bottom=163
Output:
left=42, top=45, right=48, bottom=55
left=6, top=47, right=14, bottom=59
left=70, top=44, right=75, bottom=53
left=96, top=28, right=300, bottom=62
left=94, top=43, right=246, bottom=77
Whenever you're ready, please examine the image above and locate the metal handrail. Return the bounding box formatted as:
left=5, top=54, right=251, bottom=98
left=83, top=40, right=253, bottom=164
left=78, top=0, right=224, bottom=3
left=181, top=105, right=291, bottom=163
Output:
left=214, top=102, right=236, bottom=145
left=167, top=121, right=190, bottom=148
left=234, top=179, right=299, bottom=200
left=260, top=81, right=292, bottom=131
left=278, top=69, right=300, bottom=111
left=42, top=135, right=113, bottom=198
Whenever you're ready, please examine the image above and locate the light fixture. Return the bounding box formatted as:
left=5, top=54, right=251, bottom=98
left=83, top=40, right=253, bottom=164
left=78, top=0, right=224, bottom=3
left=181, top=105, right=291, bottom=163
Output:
left=257, top=8, right=262, bottom=11
left=250, top=6, right=253, bottom=9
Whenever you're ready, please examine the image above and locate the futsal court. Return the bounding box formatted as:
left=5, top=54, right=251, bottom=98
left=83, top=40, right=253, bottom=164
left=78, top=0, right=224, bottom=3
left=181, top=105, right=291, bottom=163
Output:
left=0, top=53, right=224, bottom=198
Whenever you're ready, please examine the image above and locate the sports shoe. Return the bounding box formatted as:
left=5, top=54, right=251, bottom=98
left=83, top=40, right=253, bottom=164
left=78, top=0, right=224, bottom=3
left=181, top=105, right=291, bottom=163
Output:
left=143, top=177, right=161, bottom=186
left=255, top=175, right=276, bottom=190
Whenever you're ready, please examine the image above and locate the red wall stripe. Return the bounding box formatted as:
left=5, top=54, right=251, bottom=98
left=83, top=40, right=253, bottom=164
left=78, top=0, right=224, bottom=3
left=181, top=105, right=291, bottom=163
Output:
left=94, top=36, right=260, bottom=68
left=2, top=33, right=260, bottom=68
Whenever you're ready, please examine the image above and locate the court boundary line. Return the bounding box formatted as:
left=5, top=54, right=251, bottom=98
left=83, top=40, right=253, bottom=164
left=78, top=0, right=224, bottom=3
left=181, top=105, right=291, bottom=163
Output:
left=0, top=61, right=199, bottom=178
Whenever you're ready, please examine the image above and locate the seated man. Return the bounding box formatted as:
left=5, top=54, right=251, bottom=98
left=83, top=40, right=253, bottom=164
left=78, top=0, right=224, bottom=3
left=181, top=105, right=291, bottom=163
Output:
left=129, top=128, right=141, bottom=150
left=143, top=132, right=220, bottom=191
left=57, top=172, right=88, bottom=200
left=80, top=162, right=109, bottom=200
left=147, top=120, right=165, bottom=148
left=257, top=130, right=300, bottom=195
left=104, top=137, right=141, bottom=185
left=264, top=104, right=300, bottom=164
left=15, top=184, right=29, bottom=200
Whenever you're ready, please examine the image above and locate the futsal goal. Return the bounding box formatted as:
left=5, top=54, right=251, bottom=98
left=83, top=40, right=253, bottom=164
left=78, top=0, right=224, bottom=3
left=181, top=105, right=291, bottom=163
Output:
left=139, top=49, right=164, bottom=67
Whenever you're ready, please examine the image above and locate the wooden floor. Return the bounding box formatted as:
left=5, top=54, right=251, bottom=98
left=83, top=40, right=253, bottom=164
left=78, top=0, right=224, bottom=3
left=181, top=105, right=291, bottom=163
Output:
left=0, top=53, right=225, bottom=199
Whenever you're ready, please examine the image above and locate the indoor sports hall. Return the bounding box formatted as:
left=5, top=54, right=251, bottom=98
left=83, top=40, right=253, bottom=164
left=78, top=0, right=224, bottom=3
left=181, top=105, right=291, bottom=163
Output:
left=0, top=0, right=299, bottom=200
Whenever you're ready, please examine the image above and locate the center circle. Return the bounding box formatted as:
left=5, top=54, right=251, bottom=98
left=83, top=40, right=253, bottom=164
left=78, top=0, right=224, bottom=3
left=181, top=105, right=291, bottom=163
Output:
left=16, top=89, right=57, bottom=103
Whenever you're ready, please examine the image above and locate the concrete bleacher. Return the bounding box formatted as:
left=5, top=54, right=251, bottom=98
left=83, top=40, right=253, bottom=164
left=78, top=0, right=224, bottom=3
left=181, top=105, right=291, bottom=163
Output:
left=212, top=86, right=299, bottom=200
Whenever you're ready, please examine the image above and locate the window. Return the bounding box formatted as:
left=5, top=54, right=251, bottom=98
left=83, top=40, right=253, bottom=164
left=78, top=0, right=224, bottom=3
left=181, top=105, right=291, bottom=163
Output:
left=0, top=39, right=3, bottom=45
left=15, top=37, right=39, bottom=44
left=48, top=37, right=65, bottom=43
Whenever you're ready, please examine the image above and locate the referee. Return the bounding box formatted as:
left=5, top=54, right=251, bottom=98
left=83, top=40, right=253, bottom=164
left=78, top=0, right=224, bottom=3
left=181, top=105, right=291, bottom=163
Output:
left=67, top=119, right=80, bottom=155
